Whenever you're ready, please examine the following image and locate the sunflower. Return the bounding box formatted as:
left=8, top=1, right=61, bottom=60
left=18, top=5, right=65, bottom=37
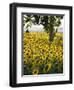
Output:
left=44, top=63, right=52, bottom=72
left=24, top=59, right=28, bottom=64
left=23, top=32, right=63, bottom=74
left=32, top=69, right=39, bottom=75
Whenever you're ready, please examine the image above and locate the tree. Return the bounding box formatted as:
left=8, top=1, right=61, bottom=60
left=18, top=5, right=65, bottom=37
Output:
left=23, top=14, right=63, bottom=42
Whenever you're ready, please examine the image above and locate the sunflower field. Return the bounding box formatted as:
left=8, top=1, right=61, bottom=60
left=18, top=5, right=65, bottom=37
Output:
left=23, top=32, right=63, bottom=75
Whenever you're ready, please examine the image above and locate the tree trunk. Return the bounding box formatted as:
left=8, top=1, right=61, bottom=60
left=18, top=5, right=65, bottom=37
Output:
left=48, top=16, right=55, bottom=42
left=49, top=31, right=55, bottom=42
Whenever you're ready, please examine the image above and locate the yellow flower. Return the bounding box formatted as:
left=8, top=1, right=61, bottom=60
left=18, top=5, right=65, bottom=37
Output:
left=23, top=32, right=63, bottom=74
left=45, top=63, right=52, bottom=71
left=32, top=69, right=39, bottom=75
left=24, top=59, right=28, bottom=64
